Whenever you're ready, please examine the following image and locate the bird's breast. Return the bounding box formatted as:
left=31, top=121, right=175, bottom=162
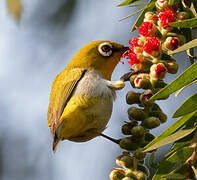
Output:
left=73, top=69, right=116, bottom=100
left=63, top=69, right=116, bottom=142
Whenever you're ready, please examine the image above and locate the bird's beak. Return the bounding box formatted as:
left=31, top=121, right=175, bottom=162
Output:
left=121, top=46, right=129, bottom=54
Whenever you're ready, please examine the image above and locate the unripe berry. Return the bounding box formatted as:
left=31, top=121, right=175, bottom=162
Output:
left=143, top=117, right=161, bottom=129
left=167, top=61, right=178, bottom=74
left=177, top=11, right=189, bottom=21
left=128, top=107, right=147, bottom=121
left=150, top=103, right=162, bottom=112
left=134, top=148, right=146, bottom=160
left=158, top=112, right=167, bottom=123
left=126, top=91, right=140, bottom=105
left=119, top=138, right=139, bottom=151
left=131, top=126, right=145, bottom=138
left=122, top=122, right=138, bottom=135
left=110, top=169, right=125, bottom=180
left=126, top=170, right=146, bottom=180
left=116, top=155, right=133, bottom=168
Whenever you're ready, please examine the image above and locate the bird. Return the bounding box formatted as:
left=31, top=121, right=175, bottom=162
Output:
left=47, top=40, right=128, bottom=153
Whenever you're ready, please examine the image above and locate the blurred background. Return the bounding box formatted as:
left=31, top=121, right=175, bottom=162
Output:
left=0, top=0, right=195, bottom=180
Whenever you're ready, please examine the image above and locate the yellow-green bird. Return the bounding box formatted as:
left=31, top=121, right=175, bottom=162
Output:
left=47, top=40, right=128, bottom=152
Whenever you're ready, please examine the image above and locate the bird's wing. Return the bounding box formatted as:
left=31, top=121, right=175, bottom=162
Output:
left=47, top=68, right=87, bottom=137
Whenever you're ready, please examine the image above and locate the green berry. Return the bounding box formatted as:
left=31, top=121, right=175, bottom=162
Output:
left=126, top=91, right=140, bottom=105
left=131, top=126, right=145, bottom=138
left=167, top=61, right=178, bottom=74
left=143, top=117, right=161, bottom=129
left=119, top=138, right=139, bottom=151
left=117, top=155, right=133, bottom=168
left=128, top=107, right=146, bottom=121
left=122, top=122, right=138, bottom=135
left=134, top=148, right=146, bottom=160
left=159, top=112, right=167, bottom=123
left=126, top=170, right=146, bottom=180
left=109, top=169, right=125, bottom=180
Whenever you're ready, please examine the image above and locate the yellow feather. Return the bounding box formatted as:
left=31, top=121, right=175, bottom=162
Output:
left=47, top=68, right=86, bottom=137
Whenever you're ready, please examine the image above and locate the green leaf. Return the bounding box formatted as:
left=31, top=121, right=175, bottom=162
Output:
left=165, top=146, right=193, bottom=164
left=150, top=62, right=197, bottom=100
left=162, top=164, right=193, bottom=179
left=168, top=38, right=197, bottom=55
left=170, top=17, right=197, bottom=28
left=128, top=3, right=149, bottom=7
left=120, top=7, right=146, bottom=21
left=169, top=0, right=181, bottom=6
left=144, top=111, right=197, bottom=150
left=117, top=0, right=142, bottom=6
left=173, top=93, right=197, bottom=118
left=149, top=152, right=158, bottom=169
left=7, top=0, right=22, bottom=21
left=153, top=146, right=193, bottom=180
left=131, top=0, right=156, bottom=31
left=162, top=173, right=187, bottom=179
left=175, top=79, right=197, bottom=97
left=144, top=128, right=196, bottom=152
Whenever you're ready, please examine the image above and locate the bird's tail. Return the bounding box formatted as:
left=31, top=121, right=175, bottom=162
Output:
left=52, top=133, right=62, bottom=153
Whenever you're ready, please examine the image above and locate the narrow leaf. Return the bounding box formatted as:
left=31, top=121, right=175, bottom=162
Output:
left=168, top=38, right=197, bottom=55
left=169, top=0, right=181, bottom=5
left=120, top=7, right=146, bottom=21
left=162, top=164, right=193, bottom=180
left=170, top=17, right=197, bottom=28
left=117, top=0, right=142, bottom=6
left=7, top=0, right=22, bottom=20
left=173, top=93, right=197, bottom=118
left=144, top=128, right=196, bottom=152
left=128, top=3, right=149, bottom=7
left=150, top=62, right=197, bottom=100
left=144, top=111, right=197, bottom=150
left=191, top=166, right=197, bottom=179
left=149, top=152, right=158, bottom=169
left=165, top=146, right=193, bottom=163
left=175, top=79, right=197, bottom=97
left=162, top=173, right=187, bottom=179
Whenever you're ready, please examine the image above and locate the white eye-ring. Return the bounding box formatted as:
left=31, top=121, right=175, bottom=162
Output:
left=98, top=42, right=113, bottom=57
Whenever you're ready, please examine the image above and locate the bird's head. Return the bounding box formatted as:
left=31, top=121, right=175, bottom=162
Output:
left=66, top=41, right=128, bottom=80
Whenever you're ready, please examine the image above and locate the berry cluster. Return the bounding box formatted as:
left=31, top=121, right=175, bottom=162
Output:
left=110, top=0, right=189, bottom=179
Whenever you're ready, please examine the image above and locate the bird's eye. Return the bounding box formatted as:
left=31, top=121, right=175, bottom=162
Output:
left=98, top=42, right=113, bottom=57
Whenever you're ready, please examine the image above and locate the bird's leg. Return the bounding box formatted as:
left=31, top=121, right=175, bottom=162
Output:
left=106, top=80, right=125, bottom=90
left=100, top=133, right=120, bottom=144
